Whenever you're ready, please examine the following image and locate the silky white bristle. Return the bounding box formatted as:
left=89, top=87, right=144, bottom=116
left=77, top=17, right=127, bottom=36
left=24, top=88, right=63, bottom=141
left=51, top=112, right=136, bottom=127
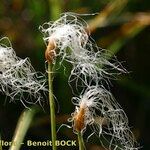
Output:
left=70, top=86, right=138, bottom=150
left=0, top=37, right=47, bottom=107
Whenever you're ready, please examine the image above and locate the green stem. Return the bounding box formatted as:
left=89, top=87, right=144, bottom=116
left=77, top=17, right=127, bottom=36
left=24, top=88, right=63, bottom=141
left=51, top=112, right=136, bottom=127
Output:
left=9, top=108, right=35, bottom=150
left=48, top=1, right=61, bottom=148
left=77, top=132, right=85, bottom=150
left=0, top=134, right=2, bottom=150
left=48, top=63, right=56, bottom=150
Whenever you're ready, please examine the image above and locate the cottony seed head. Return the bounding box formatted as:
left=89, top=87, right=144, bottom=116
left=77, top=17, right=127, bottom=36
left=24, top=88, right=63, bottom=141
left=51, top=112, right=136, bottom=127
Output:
left=0, top=37, right=47, bottom=107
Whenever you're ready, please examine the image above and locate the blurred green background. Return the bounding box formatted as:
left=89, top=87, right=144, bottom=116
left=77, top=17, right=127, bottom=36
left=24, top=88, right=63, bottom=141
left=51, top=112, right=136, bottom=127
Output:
left=0, top=0, right=150, bottom=150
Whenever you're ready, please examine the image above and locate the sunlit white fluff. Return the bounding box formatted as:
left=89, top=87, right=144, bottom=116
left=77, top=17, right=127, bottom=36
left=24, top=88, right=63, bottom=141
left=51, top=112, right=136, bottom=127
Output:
left=40, top=13, right=126, bottom=91
left=0, top=37, right=47, bottom=107
left=69, top=86, right=138, bottom=150
left=69, top=50, right=126, bottom=94
left=39, top=13, right=89, bottom=63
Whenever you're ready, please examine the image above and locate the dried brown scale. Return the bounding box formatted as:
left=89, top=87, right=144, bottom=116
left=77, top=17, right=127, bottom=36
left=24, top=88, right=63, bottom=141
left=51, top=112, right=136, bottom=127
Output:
left=73, top=106, right=86, bottom=132
left=84, top=27, right=90, bottom=36
left=45, top=38, right=56, bottom=63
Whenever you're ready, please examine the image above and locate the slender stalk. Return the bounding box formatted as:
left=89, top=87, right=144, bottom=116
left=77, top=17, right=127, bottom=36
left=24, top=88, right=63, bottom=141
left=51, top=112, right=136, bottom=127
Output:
left=47, top=1, right=61, bottom=149
left=77, top=132, right=85, bottom=150
left=48, top=63, right=56, bottom=150
left=0, top=134, right=2, bottom=150
left=9, top=108, right=35, bottom=150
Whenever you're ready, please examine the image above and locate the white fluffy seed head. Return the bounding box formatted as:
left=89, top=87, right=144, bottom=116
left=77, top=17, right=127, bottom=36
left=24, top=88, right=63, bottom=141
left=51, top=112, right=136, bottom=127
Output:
left=70, top=86, right=138, bottom=150
left=40, top=13, right=126, bottom=91
left=39, top=13, right=89, bottom=63
left=0, top=37, right=47, bottom=107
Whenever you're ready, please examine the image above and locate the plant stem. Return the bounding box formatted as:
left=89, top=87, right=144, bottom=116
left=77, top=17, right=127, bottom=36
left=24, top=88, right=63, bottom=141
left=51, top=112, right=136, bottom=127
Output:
left=48, top=1, right=61, bottom=149
left=77, top=132, right=85, bottom=150
left=9, top=108, right=35, bottom=150
left=0, top=133, right=2, bottom=150
left=48, top=63, right=56, bottom=150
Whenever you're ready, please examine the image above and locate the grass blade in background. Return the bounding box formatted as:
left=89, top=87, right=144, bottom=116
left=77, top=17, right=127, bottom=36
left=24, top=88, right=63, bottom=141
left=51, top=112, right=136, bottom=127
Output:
left=9, top=108, right=36, bottom=150
left=49, top=0, right=62, bottom=20
left=107, top=13, right=150, bottom=57
left=88, top=0, right=128, bottom=32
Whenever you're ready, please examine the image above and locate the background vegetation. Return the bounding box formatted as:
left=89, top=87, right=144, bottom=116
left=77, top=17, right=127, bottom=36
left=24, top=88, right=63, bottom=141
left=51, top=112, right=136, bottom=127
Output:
left=0, top=0, right=150, bottom=149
